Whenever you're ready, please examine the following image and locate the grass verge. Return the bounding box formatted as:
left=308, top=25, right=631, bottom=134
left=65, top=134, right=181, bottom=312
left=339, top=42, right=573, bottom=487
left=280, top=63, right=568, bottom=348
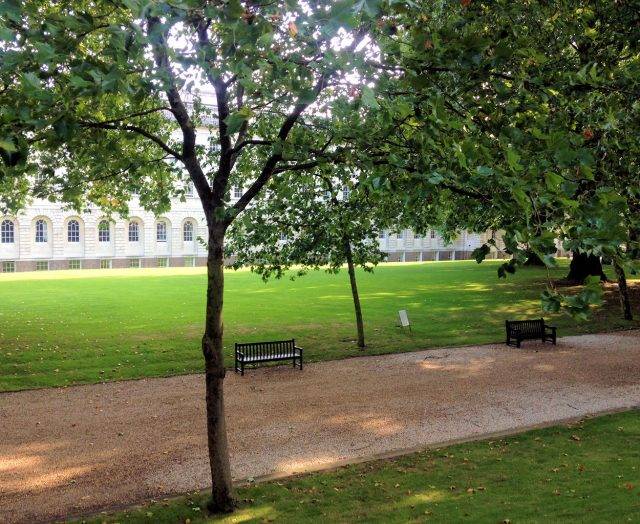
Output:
left=83, top=409, right=640, bottom=523
left=1, top=260, right=637, bottom=391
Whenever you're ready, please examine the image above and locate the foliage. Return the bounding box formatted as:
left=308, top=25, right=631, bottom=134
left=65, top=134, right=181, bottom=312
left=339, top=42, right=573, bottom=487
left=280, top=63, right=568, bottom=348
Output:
left=89, top=410, right=640, bottom=523
left=226, top=167, right=387, bottom=280
left=351, top=0, right=640, bottom=317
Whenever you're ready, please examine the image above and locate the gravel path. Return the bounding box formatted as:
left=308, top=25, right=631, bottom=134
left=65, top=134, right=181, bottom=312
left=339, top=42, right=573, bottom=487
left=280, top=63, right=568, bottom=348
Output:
left=1, top=330, right=640, bottom=523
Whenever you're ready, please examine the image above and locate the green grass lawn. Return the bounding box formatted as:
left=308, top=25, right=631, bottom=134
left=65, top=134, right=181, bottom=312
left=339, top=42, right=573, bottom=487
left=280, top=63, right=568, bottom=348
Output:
left=1, top=260, right=637, bottom=392
left=86, top=410, right=640, bottom=523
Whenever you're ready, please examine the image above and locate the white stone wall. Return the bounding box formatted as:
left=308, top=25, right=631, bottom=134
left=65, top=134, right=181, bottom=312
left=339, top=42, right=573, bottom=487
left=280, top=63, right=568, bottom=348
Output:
left=0, top=194, right=209, bottom=267
left=0, top=195, right=505, bottom=270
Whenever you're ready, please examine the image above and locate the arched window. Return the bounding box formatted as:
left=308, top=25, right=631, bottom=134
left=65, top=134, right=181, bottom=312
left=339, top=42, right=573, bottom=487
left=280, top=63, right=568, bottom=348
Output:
left=35, top=219, right=48, bottom=243
left=1, top=219, right=14, bottom=243
left=98, top=220, right=110, bottom=242
left=67, top=220, right=80, bottom=243
left=157, top=221, right=167, bottom=242
left=128, top=221, right=140, bottom=242
left=183, top=221, right=194, bottom=242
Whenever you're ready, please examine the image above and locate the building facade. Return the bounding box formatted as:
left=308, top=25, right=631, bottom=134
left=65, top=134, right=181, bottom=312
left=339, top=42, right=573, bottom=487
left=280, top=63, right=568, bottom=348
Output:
left=0, top=190, right=503, bottom=272
left=0, top=195, right=209, bottom=272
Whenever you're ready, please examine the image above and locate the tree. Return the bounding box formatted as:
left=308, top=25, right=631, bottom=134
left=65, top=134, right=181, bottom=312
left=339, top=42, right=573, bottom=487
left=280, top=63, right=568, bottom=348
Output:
left=227, top=167, right=389, bottom=349
left=352, top=0, right=640, bottom=319
left=565, top=252, right=608, bottom=284
left=0, top=0, right=374, bottom=511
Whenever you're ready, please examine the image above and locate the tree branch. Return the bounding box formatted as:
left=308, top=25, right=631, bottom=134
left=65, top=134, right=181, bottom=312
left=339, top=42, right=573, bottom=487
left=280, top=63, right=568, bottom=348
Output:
left=79, top=120, right=182, bottom=159
left=232, top=27, right=370, bottom=218
left=146, top=15, right=213, bottom=209
left=84, top=107, right=174, bottom=126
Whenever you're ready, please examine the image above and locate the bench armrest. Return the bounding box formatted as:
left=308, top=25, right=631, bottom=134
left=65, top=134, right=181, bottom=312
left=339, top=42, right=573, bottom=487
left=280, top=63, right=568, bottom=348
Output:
left=235, top=350, right=245, bottom=357
left=294, top=346, right=303, bottom=353
left=544, top=325, right=557, bottom=331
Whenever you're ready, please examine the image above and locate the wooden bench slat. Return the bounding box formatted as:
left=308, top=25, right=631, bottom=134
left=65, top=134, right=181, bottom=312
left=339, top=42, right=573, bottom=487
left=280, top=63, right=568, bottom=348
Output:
left=234, top=339, right=303, bottom=375
left=505, top=318, right=557, bottom=348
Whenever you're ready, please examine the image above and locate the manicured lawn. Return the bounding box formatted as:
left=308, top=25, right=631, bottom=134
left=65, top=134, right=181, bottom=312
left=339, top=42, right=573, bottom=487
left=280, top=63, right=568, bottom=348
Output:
left=87, top=410, right=640, bottom=523
left=1, top=260, right=637, bottom=391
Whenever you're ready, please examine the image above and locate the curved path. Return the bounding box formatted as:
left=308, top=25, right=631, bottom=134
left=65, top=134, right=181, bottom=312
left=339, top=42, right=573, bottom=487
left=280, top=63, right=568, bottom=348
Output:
left=1, top=331, right=640, bottom=523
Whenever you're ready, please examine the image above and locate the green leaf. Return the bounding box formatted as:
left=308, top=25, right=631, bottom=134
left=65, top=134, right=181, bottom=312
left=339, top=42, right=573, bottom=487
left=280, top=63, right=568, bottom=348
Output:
left=471, top=244, right=491, bottom=264
left=353, top=0, right=381, bottom=17
left=361, top=86, right=379, bottom=109
left=0, top=138, right=17, bottom=152
left=224, top=107, right=253, bottom=135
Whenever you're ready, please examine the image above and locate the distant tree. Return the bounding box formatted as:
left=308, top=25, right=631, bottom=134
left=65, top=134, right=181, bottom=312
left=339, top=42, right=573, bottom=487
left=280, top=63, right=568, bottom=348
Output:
left=0, top=0, right=376, bottom=511
left=227, top=167, right=390, bottom=349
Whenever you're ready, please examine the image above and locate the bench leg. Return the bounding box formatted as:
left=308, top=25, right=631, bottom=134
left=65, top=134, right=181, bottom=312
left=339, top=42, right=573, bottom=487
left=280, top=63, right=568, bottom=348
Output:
left=516, top=339, right=521, bottom=348
left=241, top=362, right=245, bottom=376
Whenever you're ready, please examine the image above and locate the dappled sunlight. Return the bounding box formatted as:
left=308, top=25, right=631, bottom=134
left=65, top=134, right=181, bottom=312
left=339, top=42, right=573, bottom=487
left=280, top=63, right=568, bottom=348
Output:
left=324, top=413, right=404, bottom=438
left=399, top=489, right=448, bottom=506
left=271, top=454, right=342, bottom=476
left=533, top=363, right=557, bottom=372
left=418, top=357, right=495, bottom=377
left=3, top=463, right=96, bottom=491
left=0, top=440, right=114, bottom=493
left=359, top=417, right=404, bottom=437
left=218, top=504, right=276, bottom=523
left=0, top=454, right=43, bottom=473
left=0, top=266, right=208, bottom=282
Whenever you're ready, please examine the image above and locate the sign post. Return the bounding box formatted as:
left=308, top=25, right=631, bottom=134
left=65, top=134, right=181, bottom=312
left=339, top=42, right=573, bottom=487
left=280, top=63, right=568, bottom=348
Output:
left=397, top=309, right=411, bottom=332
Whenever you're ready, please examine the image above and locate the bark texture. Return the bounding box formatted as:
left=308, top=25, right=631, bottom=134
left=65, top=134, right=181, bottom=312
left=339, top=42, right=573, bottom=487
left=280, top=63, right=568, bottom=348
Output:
left=203, top=225, right=234, bottom=512
left=565, top=252, right=608, bottom=283
left=344, top=237, right=366, bottom=349
left=613, top=260, right=633, bottom=321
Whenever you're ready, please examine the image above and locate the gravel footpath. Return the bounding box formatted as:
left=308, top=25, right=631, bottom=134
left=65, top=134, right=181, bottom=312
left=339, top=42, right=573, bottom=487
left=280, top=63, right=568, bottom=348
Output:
left=1, top=330, right=639, bottom=523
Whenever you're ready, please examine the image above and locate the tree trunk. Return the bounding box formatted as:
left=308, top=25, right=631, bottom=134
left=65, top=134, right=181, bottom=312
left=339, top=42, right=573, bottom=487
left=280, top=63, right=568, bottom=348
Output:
left=203, top=224, right=234, bottom=513
left=565, top=251, right=607, bottom=283
left=613, top=260, right=633, bottom=321
left=523, top=249, right=545, bottom=266
left=343, top=237, right=366, bottom=349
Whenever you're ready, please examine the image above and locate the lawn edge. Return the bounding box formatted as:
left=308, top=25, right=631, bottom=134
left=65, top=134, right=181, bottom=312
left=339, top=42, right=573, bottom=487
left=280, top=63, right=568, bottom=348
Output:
left=4, top=327, right=639, bottom=395
left=73, top=405, right=640, bottom=524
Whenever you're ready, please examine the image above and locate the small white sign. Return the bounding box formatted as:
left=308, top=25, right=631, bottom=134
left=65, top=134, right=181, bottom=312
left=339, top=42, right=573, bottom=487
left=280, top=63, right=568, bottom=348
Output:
left=398, top=309, right=410, bottom=329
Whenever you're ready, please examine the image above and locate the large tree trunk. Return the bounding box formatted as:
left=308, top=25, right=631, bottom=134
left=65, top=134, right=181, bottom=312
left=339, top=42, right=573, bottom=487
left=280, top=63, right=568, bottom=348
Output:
left=613, top=260, right=633, bottom=321
left=203, top=224, right=234, bottom=513
left=523, top=249, right=545, bottom=266
left=343, top=237, right=365, bottom=349
left=565, top=251, right=607, bottom=283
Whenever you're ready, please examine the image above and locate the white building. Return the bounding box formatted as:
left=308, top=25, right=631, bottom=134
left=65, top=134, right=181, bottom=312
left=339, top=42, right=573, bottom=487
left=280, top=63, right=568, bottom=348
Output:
left=0, top=192, right=209, bottom=272
left=0, top=109, right=504, bottom=272
left=0, top=189, right=502, bottom=272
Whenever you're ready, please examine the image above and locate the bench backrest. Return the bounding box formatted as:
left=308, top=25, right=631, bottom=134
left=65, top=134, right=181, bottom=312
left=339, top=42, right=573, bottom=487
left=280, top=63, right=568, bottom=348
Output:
left=507, top=318, right=544, bottom=336
left=236, top=339, right=296, bottom=358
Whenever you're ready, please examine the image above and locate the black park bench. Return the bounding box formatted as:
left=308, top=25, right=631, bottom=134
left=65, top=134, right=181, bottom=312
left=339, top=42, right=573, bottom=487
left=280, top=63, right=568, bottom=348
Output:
left=505, top=318, right=557, bottom=348
left=234, top=339, right=303, bottom=376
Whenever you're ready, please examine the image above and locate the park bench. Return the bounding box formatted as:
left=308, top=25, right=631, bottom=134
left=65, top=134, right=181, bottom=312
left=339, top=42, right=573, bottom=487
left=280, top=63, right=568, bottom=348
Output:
left=235, top=339, right=303, bottom=376
left=505, top=318, right=557, bottom=348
